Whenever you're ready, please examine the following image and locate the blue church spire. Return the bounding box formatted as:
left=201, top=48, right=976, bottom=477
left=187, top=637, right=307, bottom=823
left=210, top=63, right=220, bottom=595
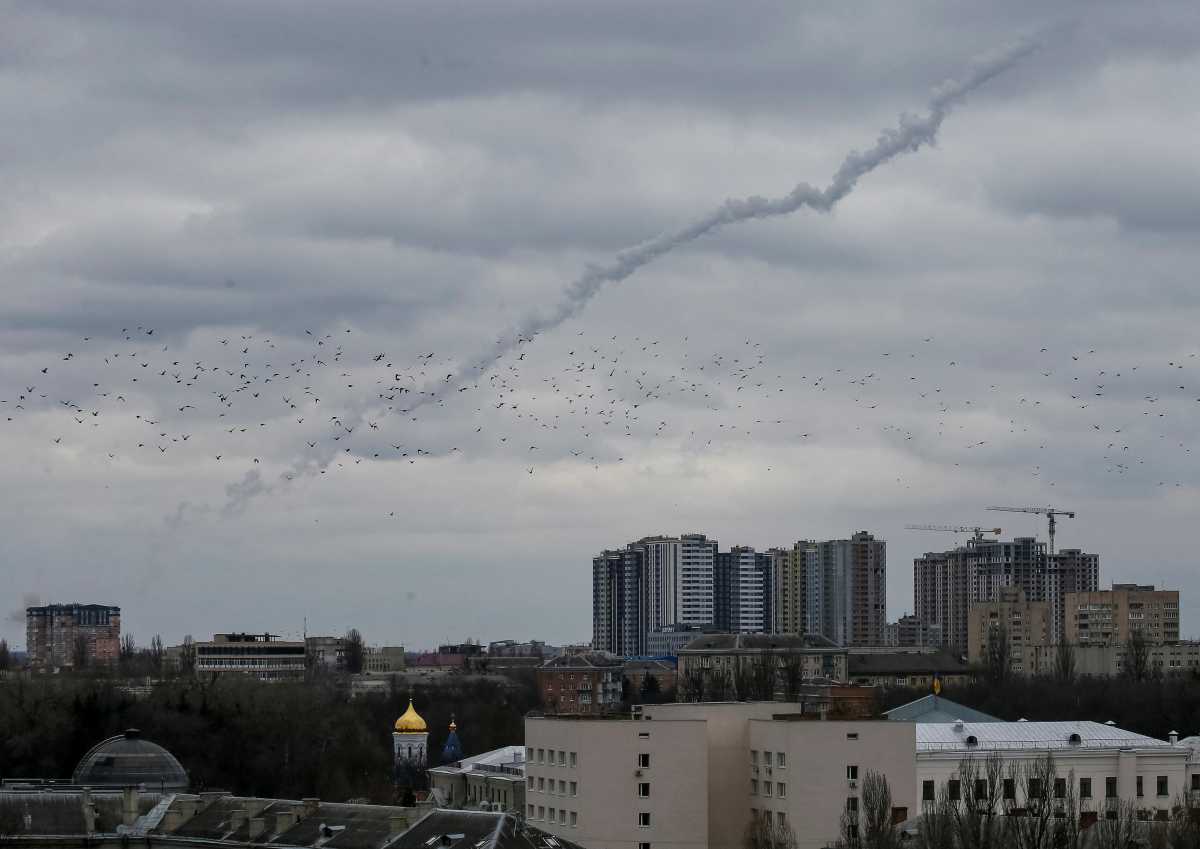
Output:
left=441, top=715, right=463, bottom=764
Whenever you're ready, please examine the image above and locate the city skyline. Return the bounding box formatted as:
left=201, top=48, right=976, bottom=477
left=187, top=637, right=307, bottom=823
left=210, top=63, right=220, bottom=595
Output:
left=4, top=3, right=1200, bottom=652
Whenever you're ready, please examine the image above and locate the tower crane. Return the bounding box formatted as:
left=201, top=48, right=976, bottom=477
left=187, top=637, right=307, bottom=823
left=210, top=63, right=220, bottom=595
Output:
left=904, top=524, right=1002, bottom=542
left=985, top=506, right=1075, bottom=554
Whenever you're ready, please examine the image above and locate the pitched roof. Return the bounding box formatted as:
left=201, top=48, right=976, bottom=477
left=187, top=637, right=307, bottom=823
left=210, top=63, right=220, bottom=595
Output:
left=848, top=651, right=969, bottom=676
left=916, top=721, right=1175, bottom=752
left=883, top=695, right=1002, bottom=723
left=679, top=633, right=841, bottom=652
left=388, top=810, right=585, bottom=849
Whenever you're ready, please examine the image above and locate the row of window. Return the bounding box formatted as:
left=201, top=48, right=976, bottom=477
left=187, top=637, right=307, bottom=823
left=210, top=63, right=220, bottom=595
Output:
left=750, top=779, right=787, bottom=798
left=749, top=750, right=787, bottom=768
left=921, top=775, right=1173, bottom=802
left=527, top=748, right=578, bottom=767
left=526, top=806, right=578, bottom=828
left=528, top=776, right=578, bottom=796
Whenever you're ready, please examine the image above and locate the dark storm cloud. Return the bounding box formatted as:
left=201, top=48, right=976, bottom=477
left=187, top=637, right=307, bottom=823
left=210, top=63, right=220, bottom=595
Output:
left=2, top=1, right=1200, bottom=649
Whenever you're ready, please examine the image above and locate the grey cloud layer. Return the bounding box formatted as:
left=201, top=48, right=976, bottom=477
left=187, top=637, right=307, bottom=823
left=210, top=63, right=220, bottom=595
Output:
left=2, top=2, right=1199, bottom=649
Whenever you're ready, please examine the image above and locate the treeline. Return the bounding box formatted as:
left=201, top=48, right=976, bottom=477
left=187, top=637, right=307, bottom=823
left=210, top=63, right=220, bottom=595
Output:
left=0, top=673, right=538, bottom=802
left=878, top=670, right=1200, bottom=742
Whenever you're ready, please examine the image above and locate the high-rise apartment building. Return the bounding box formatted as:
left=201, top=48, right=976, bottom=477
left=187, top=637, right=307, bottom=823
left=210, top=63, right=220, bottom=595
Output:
left=714, top=546, right=768, bottom=633
left=26, top=603, right=121, bottom=672
left=1064, top=584, right=1180, bottom=646
left=593, top=533, right=717, bottom=657
left=769, top=534, right=885, bottom=646
left=914, top=536, right=1099, bottom=652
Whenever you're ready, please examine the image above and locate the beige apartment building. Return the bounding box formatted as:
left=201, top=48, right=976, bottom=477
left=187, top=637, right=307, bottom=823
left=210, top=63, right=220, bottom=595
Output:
left=525, top=703, right=917, bottom=849
left=1064, top=584, right=1180, bottom=646
left=967, top=587, right=1052, bottom=673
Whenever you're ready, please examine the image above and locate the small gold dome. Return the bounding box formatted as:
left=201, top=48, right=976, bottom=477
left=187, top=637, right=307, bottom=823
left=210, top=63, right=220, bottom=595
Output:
left=394, top=699, right=427, bottom=733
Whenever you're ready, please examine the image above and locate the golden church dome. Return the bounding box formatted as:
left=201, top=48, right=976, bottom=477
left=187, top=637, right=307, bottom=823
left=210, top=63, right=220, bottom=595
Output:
left=394, top=699, right=428, bottom=733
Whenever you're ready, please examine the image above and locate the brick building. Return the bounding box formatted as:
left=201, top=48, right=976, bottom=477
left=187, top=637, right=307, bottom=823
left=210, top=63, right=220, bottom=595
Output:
left=536, top=651, right=624, bottom=715
left=26, top=603, right=121, bottom=671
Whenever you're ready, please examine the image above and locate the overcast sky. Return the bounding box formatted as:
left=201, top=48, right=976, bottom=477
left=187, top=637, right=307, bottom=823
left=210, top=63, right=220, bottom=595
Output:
left=3, top=1, right=1200, bottom=651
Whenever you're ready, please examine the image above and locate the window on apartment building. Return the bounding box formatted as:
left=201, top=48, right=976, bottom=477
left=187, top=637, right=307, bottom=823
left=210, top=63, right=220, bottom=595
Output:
left=777, top=752, right=786, bottom=769
left=777, top=812, right=787, bottom=828
left=537, top=749, right=545, bottom=764
left=1192, top=775, right=1200, bottom=792
left=847, top=765, right=859, bottom=781
left=847, top=797, right=859, bottom=813
left=1080, top=778, right=1092, bottom=799
left=528, top=805, right=535, bottom=818
left=1158, top=776, right=1169, bottom=797
left=570, top=752, right=577, bottom=767
left=1106, top=777, right=1117, bottom=799
left=764, top=782, right=773, bottom=798
left=1055, top=778, right=1067, bottom=799
left=751, top=750, right=759, bottom=765
left=639, top=843, right=650, bottom=849
left=559, top=810, right=566, bottom=825
left=638, top=812, right=651, bottom=828
left=847, top=733, right=859, bottom=741
left=558, top=780, right=566, bottom=794
left=751, top=779, right=759, bottom=795
left=570, top=812, right=577, bottom=828
left=526, top=748, right=534, bottom=761
left=1138, top=776, right=1144, bottom=797
left=764, top=751, right=773, bottom=767
left=558, top=751, right=566, bottom=765
left=949, top=780, right=961, bottom=802
left=638, top=782, right=650, bottom=798
left=537, top=806, right=545, bottom=820
left=538, top=777, right=545, bottom=791
left=548, top=808, right=555, bottom=822
left=638, top=731, right=650, bottom=739
left=922, top=781, right=936, bottom=803
left=570, top=781, right=577, bottom=796
left=1028, top=778, right=1043, bottom=799
left=777, top=783, right=786, bottom=799
left=639, top=753, right=651, bottom=769
left=527, top=776, right=534, bottom=790
left=1004, top=779, right=1016, bottom=801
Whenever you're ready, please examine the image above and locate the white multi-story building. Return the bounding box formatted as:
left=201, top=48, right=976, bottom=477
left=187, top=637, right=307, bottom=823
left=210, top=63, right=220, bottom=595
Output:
left=525, top=702, right=1189, bottom=849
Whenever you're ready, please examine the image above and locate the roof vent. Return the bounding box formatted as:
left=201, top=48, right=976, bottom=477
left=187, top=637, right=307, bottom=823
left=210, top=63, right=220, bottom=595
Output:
left=1105, top=720, right=1117, bottom=727
left=1017, top=718, right=1028, bottom=722
left=954, top=719, right=964, bottom=732
left=966, top=735, right=978, bottom=747
left=123, top=728, right=142, bottom=739
left=1170, top=731, right=1180, bottom=744
left=1068, top=733, right=1082, bottom=746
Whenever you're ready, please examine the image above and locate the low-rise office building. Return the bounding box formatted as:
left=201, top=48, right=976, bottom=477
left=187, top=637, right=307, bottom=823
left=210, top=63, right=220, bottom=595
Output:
left=194, top=633, right=306, bottom=680
left=1065, top=584, right=1181, bottom=646
left=967, top=587, right=1053, bottom=673
left=677, top=633, right=849, bottom=693
left=536, top=651, right=624, bottom=715
left=427, top=745, right=526, bottom=812
left=846, top=648, right=971, bottom=689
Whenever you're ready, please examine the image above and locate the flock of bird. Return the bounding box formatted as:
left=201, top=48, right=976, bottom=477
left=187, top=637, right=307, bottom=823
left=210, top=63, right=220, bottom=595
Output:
left=2, top=319, right=1198, bottom=516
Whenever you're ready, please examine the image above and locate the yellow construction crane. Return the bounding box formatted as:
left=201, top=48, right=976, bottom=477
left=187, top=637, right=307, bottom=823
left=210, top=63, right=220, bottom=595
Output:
left=985, top=506, right=1075, bottom=554
left=904, top=524, right=1002, bottom=542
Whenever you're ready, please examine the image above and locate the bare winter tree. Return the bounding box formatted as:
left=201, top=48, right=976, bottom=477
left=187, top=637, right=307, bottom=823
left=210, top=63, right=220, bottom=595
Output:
left=180, top=634, right=195, bottom=676
left=744, top=810, right=799, bottom=849
left=1166, top=790, right=1200, bottom=849
left=860, top=770, right=903, bottom=849
left=150, top=634, right=164, bottom=673
left=0, top=639, right=10, bottom=671
left=1092, top=798, right=1139, bottom=849
left=1002, top=753, right=1058, bottom=849
left=1054, top=641, right=1076, bottom=685
left=343, top=628, right=365, bottom=674
left=984, top=623, right=1011, bottom=685
left=914, top=783, right=957, bottom=849
left=1124, top=631, right=1151, bottom=682
left=679, top=662, right=707, bottom=702
left=750, top=652, right=776, bottom=701
left=780, top=653, right=805, bottom=702
left=947, top=753, right=1006, bottom=849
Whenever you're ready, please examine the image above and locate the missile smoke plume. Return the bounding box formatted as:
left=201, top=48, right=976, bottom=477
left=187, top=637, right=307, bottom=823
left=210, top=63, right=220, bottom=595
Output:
left=220, top=37, right=1038, bottom=516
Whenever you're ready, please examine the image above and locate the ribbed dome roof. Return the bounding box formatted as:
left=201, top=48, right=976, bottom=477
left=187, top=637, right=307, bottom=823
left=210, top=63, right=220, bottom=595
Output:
left=394, top=699, right=427, bottom=733
left=72, top=729, right=189, bottom=790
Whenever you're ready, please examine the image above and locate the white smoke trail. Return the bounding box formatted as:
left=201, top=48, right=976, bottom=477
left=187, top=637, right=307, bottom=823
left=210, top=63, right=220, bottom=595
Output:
left=221, top=37, right=1039, bottom=515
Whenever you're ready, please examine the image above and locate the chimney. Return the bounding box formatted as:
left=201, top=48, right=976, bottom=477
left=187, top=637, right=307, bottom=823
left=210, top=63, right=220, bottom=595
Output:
left=122, top=786, right=140, bottom=827
left=229, top=809, right=249, bottom=831
left=302, top=798, right=320, bottom=818
left=249, top=817, right=266, bottom=840
left=389, top=815, right=409, bottom=837
left=274, top=810, right=298, bottom=834
left=1170, top=730, right=1180, bottom=745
